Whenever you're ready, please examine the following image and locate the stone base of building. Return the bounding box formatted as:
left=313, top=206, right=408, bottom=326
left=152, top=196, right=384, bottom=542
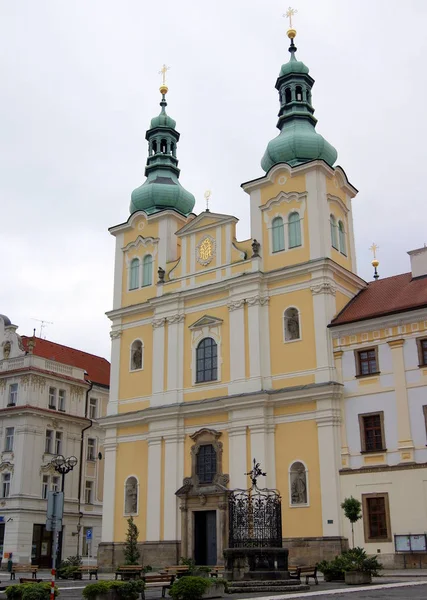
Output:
left=98, top=541, right=181, bottom=571
left=283, top=536, right=349, bottom=565
left=376, top=553, right=427, bottom=569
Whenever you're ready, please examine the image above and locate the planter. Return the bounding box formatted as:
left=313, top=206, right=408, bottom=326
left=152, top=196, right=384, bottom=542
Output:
left=202, top=582, right=226, bottom=599
left=344, top=571, right=372, bottom=585
left=323, top=573, right=345, bottom=582
left=93, top=592, right=119, bottom=600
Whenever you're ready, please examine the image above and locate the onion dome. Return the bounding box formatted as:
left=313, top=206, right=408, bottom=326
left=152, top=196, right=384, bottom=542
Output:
left=261, top=29, right=337, bottom=172
left=130, top=86, right=195, bottom=216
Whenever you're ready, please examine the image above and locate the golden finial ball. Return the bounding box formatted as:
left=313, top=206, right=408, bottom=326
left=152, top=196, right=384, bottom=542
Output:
left=159, top=84, right=168, bottom=95
left=372, top=259, right=379, bottom=268
left=287, top=28, right=297, bottom=39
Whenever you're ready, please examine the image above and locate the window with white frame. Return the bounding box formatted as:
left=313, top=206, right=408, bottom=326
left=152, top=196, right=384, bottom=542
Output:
left=2, top=473, right=11, bottom=498
left=89, top=397, right=97, bottom=419
left=288, top=212, right=302, bottom=248
left=284, top=307, right=301, bottom=341
left=87, top=438, right=96, bottom=461
left=55, top=431, right=62, bottom=455
left=45, top=429, right=53, bottom=454
left=129, top=258, right=140, bottom=290
left=42, top=475, right=49, bottom=499
left=142, top=254, right=153, bottom=286
left=58, top=390, right=66, bottom=411
left=48, top=387, right=57, bottom=409
left=4, top=427, right=14, bottom=452
left=8, top=384, right=18, bottom=406
left=85, top=480, right=94, bottom=504
left=272, top=216, right=285, bottom=252
left=42, top=474, right=61, bottom=498
left=289, top=461, right=308, bottom=505
left=130, top=340, right=143, bottom=371
left=196, top=337, right=218, bottom=383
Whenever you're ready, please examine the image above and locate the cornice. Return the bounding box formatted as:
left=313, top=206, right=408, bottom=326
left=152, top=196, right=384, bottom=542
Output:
left=108, top=209, right=187, bottom=236
left=330, top=307, right=427, bottom=338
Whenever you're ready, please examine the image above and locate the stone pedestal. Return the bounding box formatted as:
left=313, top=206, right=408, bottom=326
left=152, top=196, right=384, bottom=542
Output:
left=223, top=547, right=289, bottom=581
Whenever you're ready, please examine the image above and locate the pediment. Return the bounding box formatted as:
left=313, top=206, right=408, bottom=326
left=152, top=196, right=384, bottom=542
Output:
left=176, top=211, right=238, bottom=237
left=189, top=315, right=223, bottom=330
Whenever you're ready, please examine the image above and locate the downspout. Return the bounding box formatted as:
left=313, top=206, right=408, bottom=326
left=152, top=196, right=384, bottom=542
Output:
left=76, top=379, right=93, bottom=556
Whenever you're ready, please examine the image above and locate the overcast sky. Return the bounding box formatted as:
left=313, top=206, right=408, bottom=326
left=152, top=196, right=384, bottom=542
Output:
left=1, top=0, right=426, bottom=360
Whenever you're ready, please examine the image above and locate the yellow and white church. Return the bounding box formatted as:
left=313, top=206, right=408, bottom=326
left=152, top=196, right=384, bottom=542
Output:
left=99, top=24, right=368, bottom=568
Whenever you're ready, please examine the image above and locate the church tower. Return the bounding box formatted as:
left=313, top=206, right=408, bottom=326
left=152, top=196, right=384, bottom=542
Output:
left=100, top=20, right=366, bottom=569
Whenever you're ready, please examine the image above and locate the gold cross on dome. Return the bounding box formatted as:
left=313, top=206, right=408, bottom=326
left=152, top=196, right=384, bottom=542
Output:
left=284, top=7, right=298, bottom=29
left=158, top=64, right=170, bottom=86
left=204, top=190, right=212, bottom=211
left=369, top=243, right=379, bottom=259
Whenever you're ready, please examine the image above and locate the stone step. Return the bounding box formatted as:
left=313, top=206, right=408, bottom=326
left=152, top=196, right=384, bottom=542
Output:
left=228, top=580, right=303, bottom=587
left=228, top=584, right=310, bottom=594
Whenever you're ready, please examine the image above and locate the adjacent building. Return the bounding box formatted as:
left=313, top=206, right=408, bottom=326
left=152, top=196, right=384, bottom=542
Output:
left=0, top=315, right=109, bottom=567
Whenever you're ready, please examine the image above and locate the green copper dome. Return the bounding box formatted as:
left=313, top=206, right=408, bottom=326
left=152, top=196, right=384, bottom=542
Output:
left=129, top=93, right=195, bottom=216
left=261, top=37, right=337, bottom=172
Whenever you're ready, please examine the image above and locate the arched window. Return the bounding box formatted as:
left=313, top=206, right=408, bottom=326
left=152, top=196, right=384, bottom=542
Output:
left=160, top=139, right=167, bottom=154
left=142, top=254, right=153, bottom=287
left=272, top=217, right=285, bottom=252
left=124, top=476, right=138, bottom=515
left=130, top=340, right=143, bottom=371
left=295, top=86, right=303, bottom=101
left=338, top=221, right=346, bottom=255
left=284, top=307, right=300, bottom=341
left=129, top=258, right=140, bottom=290
left=152, top=140, right=157, bottom=154
left=288, top=212, right=302, bottom=248
left=290, top=461, right=308, bottom=505
left=196, top=444, right=217, bottom=484
left=330, top=215, right=338, bottom=250
left=285, top=88, right=292, bottom=104
left=196, top=337, right=218, bottom=383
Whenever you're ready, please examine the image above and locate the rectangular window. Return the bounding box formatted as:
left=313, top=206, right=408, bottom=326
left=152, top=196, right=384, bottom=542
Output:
left=45, top=430, right=53, bottom=454
left=87, top=438, right=96, bottom=461
left=85, top=480, right=93, bottom=504
left=356, top=348, right=379, bottom=376
left=42, top=475, right=49, bottom=499
left=8, top=384, right=18, bottom=406
left=48, top=387, right=57, bottom=410
left=417, top=338, right=427, bottom=367
left=52, top=476, right=60, bottom=492
left=58, top=390, right=66, bottom=412
left=4, top=427, right=14, bottom=452
left=82, top=526, right=92, bottom=557
left=2, top=473, right=10, bottom=498
left=89, top=398, right=97, bottom=420
left=362, top=493, right=391, bottom=542
left=359, top=412, right=385, bottom=452
left=55, top=432, right=62, bottom=455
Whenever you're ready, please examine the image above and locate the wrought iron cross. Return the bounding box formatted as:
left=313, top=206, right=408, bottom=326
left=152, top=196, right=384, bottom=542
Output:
left=246, top=458, right=267, bottom=487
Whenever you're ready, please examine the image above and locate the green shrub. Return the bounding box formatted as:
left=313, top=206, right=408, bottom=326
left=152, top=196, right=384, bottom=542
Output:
left=57, top=555, right=83, bottom=579
left=6, top=584, right=59, bottom=600
left=169, top=576, right=211, bottom=600
left=83, top=580, right=144, bottom=600
left=318, top=547, right=383, bottom=580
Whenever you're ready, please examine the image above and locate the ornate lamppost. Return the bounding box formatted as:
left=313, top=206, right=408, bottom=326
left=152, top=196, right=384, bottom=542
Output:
left=50, top=455, right=78, bottom=492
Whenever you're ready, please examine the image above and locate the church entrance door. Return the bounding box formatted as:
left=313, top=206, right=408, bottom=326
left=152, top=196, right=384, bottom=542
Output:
left=194, top=511, right=217, bottom=565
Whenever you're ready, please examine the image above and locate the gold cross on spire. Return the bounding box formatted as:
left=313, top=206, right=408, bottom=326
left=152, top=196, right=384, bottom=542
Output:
left=158, top=64, right=170, bottom=86
left=369, top=243, right=379, bottom=260
left=284, top=7, right=298, bottom=29
left=204, top=190, right=212, bottom=212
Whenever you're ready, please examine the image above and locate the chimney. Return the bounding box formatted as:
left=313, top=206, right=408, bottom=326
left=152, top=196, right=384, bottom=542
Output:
left=408, top=246, right=427, bottom=278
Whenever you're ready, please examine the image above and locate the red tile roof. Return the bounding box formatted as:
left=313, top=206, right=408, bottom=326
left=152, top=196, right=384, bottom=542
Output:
left=21, top=336, right=110, bottom=387
left=330, top=272, right=427, bottom=326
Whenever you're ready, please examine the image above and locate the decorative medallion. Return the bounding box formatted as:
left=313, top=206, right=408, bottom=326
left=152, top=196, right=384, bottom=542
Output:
left=196, top=235, right=216, bottom=266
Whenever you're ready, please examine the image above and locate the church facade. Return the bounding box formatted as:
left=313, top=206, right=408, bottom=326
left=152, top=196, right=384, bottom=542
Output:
left=99, top=27, right=371, bottom=567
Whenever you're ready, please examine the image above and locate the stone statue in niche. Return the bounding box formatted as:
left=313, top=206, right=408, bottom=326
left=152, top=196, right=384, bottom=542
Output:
left=3, top=341, right=11, bottom=359
left=290, top=462, right=307, bottom=504
left=251, top=239, right=260, bottom=258
left=284, top=308, right=300, bottom=341
left=131, top=342, right=142, bottom=370
left=125, top=477, right=138, bottom=514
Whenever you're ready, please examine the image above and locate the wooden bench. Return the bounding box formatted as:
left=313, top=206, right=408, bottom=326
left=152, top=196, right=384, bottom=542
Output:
left=73, top=566, right=99, bottom=580
left=142, top=574, right=174, bottom=599
left=10, top=566, right=39, bottom=580
left=19, top=579, right=43, bottom=584
left=115, top=565, right=144, bottom=580
left=162, top=566, right=190, bottom=578
left=289, top=565, right=318, bottom=585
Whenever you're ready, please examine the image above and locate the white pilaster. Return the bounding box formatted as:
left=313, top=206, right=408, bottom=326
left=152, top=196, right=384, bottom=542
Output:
left=158, top=218, right=168, bottom=268
left=228, top=300, right=246, bottom=394
left=311, top=283, right=336, bottom=383
left=101, top=430, right=117, bottom=542
left=346, top=195, right=357, bottom=274
left=316, top=400, right=342, bottom=537
left=107, top=329, right=121, bottom=416
left=163, top=434, right=185, bottom=540
left=249, top=188, right=262, bottom=244
left=146, top=436, right=162, bottom=541
left=216, top=226, right=222, bottom=281
left=181, top=237, right=187, bottom=278
left=305, top=169, right=329, bottom=260
left=152, top=319, right=165, bottom=399
left=247, top=295, right=271, bottom=390
left=166, top=315, right=185, bottom=404
left=113, top=233, right=124, bottom=310
left=228, top=426, right=247, bottom=489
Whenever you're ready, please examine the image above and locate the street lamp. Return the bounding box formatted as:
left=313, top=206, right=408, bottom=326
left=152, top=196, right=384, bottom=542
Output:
left=50, top=455, right=78, bottom=492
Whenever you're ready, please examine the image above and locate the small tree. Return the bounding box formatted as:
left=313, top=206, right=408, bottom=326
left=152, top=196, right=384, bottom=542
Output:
left=124, top=516, right=140, bottom=565
left=341, top=496, right=362, bottom=548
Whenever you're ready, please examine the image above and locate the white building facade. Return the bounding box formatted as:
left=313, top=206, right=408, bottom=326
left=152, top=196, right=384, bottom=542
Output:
left=0, top=315, right=109, bottom=568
